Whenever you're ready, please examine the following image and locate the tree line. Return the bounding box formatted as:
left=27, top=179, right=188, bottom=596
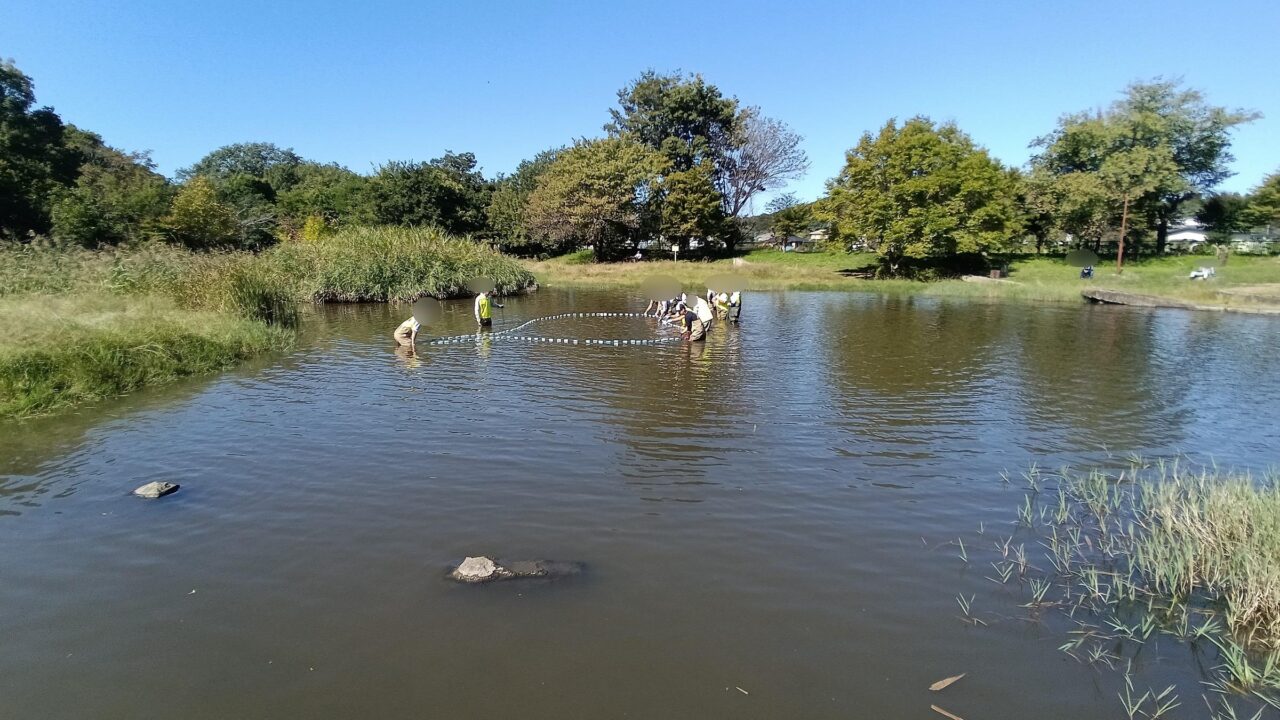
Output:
left=0, top=61, right=808, bottom=261
left=809, top=80, right=1274, bottom=273
left=3, top=57, right=1276, bottom=272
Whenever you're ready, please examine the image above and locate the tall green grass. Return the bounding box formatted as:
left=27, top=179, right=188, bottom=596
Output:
left=269, top=225, right=537, bottom=302
left=0, top=294, right=291, bottom=417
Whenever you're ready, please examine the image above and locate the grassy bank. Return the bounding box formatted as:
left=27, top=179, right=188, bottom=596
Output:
left=975, top=461, right=1280, bottom=717
left=0, top=294, right=292, bottom=417
left=0, top=226, right=537, bottom=418
left=528, top=250, right=1280, bottom=308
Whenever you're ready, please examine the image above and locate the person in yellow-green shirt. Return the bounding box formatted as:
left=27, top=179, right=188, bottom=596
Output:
left=474, top=290, right=503, bottom=328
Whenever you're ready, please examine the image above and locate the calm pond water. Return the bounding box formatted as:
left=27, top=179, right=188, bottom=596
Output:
left=2, top=289, right=1278, bottom=719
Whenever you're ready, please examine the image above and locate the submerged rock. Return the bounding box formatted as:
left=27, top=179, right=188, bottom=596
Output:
left=448, top=556, right=584, bottom=584
left=133, top=481, right=179, bottom=499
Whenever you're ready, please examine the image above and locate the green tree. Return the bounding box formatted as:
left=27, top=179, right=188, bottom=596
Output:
left=275, top=161, right=371, bottom=225
left=180, top=142, right=313, bottom=247
left=1026, top=169, right=1113, bottom=252
left=1033, top=79, right=1258, bottom=255
left=605, top=72, right=809, bottom=253
left=606, top=70, right=739, bottom=173
left=50, top=127, right=173, bottom=246
left=215, top=173, right=278, bottom=248
left=180, top=142, right=304, bottom=195
left=1098, top=145, right=1180, bottom=271
left=486, top=147, right=562, bottom=253
left=0, top=60, right=80, bottom=240
left=162, top=176, right=239, bottom=249
left=660, top=165, right=727, bottom=251
left=765, top=193, right=810, bottom=243
left=525, top=137, right=668, bottom=261
left=1196, top=192, right=1250, bottom=242
left=1244, top=171, right=1280, bottom=230
left=817, top=117, right=1023, bottom=274
left=427, top=151, right=492, bottom=234
left=365, top=152, right=490, bottom=235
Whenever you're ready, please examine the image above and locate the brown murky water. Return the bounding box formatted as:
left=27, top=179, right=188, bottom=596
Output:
left=2, top=290, right=1278, bottom=719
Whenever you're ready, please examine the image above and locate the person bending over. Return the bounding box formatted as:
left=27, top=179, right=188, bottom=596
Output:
left=394, top=315, right=421, bottom=347
left=681, top=308, right=707, bottom=342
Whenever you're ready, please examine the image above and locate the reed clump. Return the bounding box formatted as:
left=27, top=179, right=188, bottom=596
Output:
left=271, top=225, right=537, bottom=302
left=979, top=460, right=1280, bottom=716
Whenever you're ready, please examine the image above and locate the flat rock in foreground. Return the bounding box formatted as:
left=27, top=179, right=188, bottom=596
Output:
left=133, top=481, right=179, bottom=499
left=448, top=556, right=583, bottom=584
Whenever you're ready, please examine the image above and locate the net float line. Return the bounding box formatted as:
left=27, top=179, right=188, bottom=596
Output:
left=422, top=312, right=683, bottom=347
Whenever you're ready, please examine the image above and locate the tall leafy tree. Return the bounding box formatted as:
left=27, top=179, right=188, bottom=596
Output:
left=180, top=142, right=304, bottom=195
left=817, top=117, right=1022, bottom=274
left=427, top=151, right=492, bottom=234
left=606, top=70, right=739, bottom=173
left=1023, top=168, right=1113, bottom=252
left=161, top=176, right=239, bottom=249
left=364, top=152, right=491, bottom=235
left=606, top=72, right=809, bottom=252
left=51, top=127, right=173, bottom=246
left=1033, top=79, right=1257, bottom=255
left=1244, top=171, right=1280, bottom=230
left=659, top=165, right=727, bottom=251
left=486, top=147, right=562, bottom=253
left=1196, top=192, right=1250, bottom=242
left=1097, top=144, right=1180, bottom=270
left=275, top=162, right=370, bottom=225
left=525, top=137, right=668, bottom=260
left=0, top=60, right=80, bottom=240
left=765, top=193, right=811, bottom=243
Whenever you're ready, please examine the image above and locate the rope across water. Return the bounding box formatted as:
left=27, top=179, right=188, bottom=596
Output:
left=421, top=312, right=683, bottom=347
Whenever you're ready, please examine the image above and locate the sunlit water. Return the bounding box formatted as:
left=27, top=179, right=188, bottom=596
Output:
left=2, top=290, right=1278, bottom=719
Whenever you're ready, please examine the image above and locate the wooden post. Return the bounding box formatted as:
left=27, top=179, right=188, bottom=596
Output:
left=1116, top=193, right=1130, bottom=274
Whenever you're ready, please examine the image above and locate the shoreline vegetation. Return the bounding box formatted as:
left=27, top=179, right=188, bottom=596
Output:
left=0, top=226, right=536, bottom=419
left=973, top=460, right=1280, bottom=719
left=527, top=249, right=1280, bottom=310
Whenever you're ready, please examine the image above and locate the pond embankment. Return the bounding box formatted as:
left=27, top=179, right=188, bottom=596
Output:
left=0, top=227, right=537, bottom=419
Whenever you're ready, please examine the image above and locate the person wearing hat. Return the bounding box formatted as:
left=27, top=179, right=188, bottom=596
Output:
left=474, top=290, right=503, bottom=328
left=393, top=315, right=421, bottom=347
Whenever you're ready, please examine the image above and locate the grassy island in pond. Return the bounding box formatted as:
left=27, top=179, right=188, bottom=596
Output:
left=0, top=227, right=536, bottom=419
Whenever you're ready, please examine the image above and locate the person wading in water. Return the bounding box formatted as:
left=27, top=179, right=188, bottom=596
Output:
left=474, top=290, right=503, bottom=328
left=681, top=306, right=707, bottom=341
left=393, top=315, right=421, bottom=347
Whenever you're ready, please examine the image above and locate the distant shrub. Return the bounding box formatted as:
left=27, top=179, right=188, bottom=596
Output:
left=561, top=248, right=596, bottom=265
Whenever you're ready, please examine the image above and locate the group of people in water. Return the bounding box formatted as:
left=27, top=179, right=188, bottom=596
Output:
left=393, top=287, right=738, bottom=347
left=644, top=289, right=742, bottom=341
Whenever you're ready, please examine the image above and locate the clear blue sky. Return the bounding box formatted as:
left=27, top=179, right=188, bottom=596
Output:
left=3, top=0, right=1277, bottom=211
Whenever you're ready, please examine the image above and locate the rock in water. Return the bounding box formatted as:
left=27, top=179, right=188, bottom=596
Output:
left=448, top=557, right=584, bottom=584
left=133, top=481, right=179, bottom=499
left=451, top=556, right=500, bottom=583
